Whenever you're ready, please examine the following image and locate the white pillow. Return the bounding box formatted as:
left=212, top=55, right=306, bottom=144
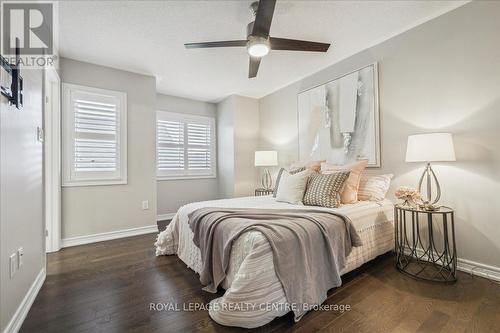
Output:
left=358, top=174, right=394, bottom=201
left=275, top=169, right=312, bottom=204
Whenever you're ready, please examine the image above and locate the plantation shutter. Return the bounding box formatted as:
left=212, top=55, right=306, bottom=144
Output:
left=157, top=119, right=185, bottom=172
left=74, top=94, right=118, bottom=172
left=62, top=84, right=127, bottom=186
left=187, top=122, right=211, bottom=171
left=156, top=111, right=216, bottom=179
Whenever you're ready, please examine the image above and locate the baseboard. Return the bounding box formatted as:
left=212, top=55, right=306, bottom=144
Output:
left=457, top=258, right=500, bottom=282
left=3, top=268, right=46, bottom=333
left=61, top=224, right=158, bottom=248
left=157, top=213, right=175, bottom=221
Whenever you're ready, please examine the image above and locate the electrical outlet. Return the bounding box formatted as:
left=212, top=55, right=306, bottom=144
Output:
left=142, top=200, right=149, bottom=210
left=9, top=253, right=16, bottom=278
left=17, top=247, right=24, bottom=268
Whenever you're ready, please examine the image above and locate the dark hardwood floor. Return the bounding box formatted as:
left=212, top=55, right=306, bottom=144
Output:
left=21, top=233, right=500, bottom=333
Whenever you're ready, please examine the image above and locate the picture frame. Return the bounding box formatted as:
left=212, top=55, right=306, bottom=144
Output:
left=297, top=62, right=380, bottom=167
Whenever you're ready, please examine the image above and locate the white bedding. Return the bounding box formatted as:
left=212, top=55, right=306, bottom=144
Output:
left=155, top=196, right=394, bottom=328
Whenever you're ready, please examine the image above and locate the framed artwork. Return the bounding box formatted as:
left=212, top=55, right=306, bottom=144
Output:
left=297, top=63, right=380, bottom=167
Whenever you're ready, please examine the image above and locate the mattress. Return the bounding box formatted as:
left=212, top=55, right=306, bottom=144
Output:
left=155, top=196, right=394, bottom=328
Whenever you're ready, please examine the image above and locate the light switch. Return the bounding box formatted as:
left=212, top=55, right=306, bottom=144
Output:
left=37, top=126, right=44, bottom=142
left=17, top=247, right=24, bottom=268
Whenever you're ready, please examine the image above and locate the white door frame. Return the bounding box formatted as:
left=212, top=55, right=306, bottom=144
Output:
left=44, top=67, right=61, bottom=253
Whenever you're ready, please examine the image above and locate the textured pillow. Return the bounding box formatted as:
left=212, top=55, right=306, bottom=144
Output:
left=321, top=159, right=368, bottom=204
left=289, top=160, right=325, bottom=173
left=275, top=169, right=312, bottom=204
left=273, top=167, right=306, bottom=198
left=303, top=171, right=350, bottom=208
left=358, top=174, right=394, bottom=201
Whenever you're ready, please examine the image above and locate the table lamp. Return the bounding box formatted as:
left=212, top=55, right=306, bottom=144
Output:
left=406, top=133, right=456, bottom=209
left=254, top=151, right=278, bottom=190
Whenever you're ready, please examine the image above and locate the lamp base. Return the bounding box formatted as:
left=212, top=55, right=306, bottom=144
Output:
left=261, top=168, right=273, bottom=190
left=418, top=163, right=441, bottom=205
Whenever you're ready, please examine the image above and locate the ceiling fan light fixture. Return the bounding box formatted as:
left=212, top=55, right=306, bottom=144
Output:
left=247, top=36, right=270, bottom=57
left=184, top=0, right=330, bottom=78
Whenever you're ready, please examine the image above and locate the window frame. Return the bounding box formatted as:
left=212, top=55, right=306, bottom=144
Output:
left=62, top=83, right=127, bottom=187
left=156, top=110, right=216, bottom=181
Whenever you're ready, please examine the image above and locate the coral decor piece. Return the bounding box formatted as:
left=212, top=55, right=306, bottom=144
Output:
left=395, top=186, right=422, bottom=207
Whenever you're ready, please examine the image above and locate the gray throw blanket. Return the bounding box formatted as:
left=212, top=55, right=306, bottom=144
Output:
left=188, top=208, right=362, bottom=321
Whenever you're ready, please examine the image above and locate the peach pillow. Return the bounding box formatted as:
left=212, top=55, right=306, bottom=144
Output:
left=290, top=160, right=325, bottom=173
left=321, top=159, right=369, bottom=204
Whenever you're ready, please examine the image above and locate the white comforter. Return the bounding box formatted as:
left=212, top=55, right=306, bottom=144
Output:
left=155, top=196, right=394, bottom=328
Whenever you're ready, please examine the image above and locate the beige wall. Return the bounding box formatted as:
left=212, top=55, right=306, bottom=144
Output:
left=60, top=58, right=157, bottom=238
left=233, top=96, right=260, bottom=197
left=259, top=1, right=500, bottom=269
left=156, top=93, right=219, bottom=217
left=1, top=67, right=44, bottom=331
left=217, top=95, right=260, bottom=198
left=217, top=96, right=235, bottom=198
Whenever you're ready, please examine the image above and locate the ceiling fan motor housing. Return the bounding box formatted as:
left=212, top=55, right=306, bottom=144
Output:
left=247, top=1, right=265, bottom=39
left=246, top=21, right=256, bottom=39
left=250, top=1, right=259, bottom=18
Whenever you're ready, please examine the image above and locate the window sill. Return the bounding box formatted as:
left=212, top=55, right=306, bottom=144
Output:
left=157, top=175, right=217, bottom=181
left=62, top=179, right=127, bottom=187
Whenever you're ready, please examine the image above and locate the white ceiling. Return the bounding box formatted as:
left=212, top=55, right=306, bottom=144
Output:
left=59, top=0, right=467, bottom=102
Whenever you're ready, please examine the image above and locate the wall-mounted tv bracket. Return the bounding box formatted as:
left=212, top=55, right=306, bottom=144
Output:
left=1, top=38, right=23, bottom=109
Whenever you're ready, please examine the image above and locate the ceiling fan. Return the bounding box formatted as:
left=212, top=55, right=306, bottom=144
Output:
left=184, top=0, right=331, bottom=78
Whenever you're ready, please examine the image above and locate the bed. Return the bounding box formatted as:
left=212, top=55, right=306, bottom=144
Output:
left=155, top=195, right=394, bottom=328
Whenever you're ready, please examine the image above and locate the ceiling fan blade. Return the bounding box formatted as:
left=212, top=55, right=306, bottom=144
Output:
left=270, top=37, right=330, bottom=52
left=249, top=57, right=261, bottom=78
left=184, top=40, right=247, bottom=49
left=252, top=0, right=276, bottom=38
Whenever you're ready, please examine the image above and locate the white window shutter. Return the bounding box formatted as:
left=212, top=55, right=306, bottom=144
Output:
left=157, top=119, right=185, bottom=171
left=74, top=97, right=118, bottom=172
left=157, top=111, right=216, bottom=179
left=62, top=84, right=127, bottom=186
left=187, top=122, right=212, bottom=171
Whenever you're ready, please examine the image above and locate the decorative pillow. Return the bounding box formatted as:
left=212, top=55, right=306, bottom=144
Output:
left=275, top=169, right=312, bottom=205
left=358, top=174, right=394, bottom=201
left=303, top=171, right=350, bottom=208
left=289, top=160, right=325, bottom=173
left=273, top=167, right=306, bottom=198
left=321, top=159, right=368, bottom=204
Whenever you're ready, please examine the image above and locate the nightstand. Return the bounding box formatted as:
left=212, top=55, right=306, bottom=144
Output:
left=255, top=188, right=273, bottom=196
left=394, top=205, right=457, bottom=283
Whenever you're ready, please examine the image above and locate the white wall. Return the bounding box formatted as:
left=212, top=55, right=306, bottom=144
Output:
left=156, top=93, right=219, bottom=217
left=60, top=58, right=157, bottom=239
left=1, top=66, right=45, bottom=331
left=217, top=95, right=259, bottom=198
left=259, top=1, right=500, bottom=269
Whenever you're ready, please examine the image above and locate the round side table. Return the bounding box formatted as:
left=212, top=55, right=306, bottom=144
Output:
left=394, top=205, right=457, bottom=283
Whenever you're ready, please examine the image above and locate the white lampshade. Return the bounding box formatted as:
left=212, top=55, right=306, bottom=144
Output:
left=254, top=151, right=278, bottom=167
left=406, top=133, right=456, bottom=162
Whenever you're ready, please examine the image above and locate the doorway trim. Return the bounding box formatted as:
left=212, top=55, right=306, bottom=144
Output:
left=44, top=67, right=61, bottom=253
